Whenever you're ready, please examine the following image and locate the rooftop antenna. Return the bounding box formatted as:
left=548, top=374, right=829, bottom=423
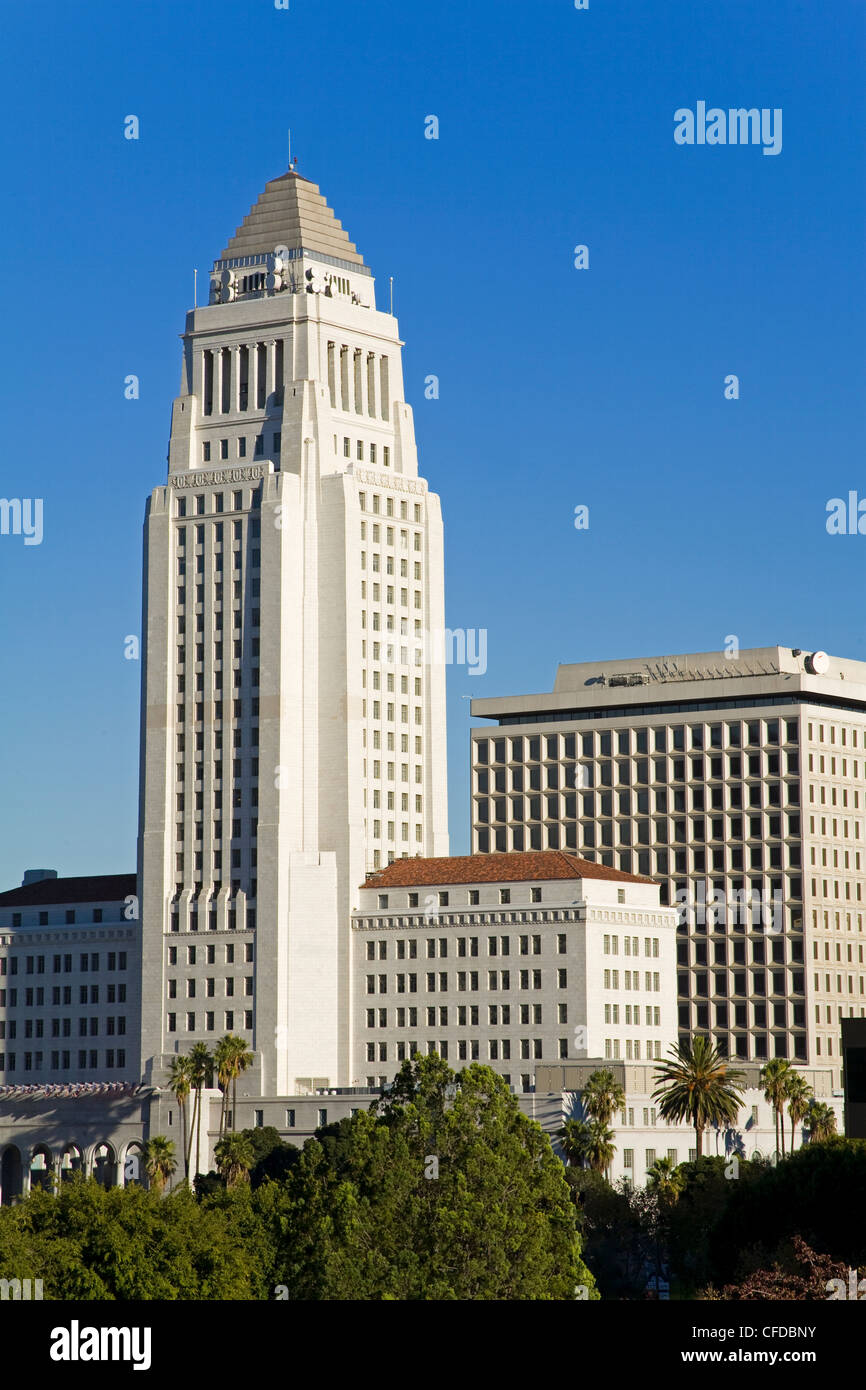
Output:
left=193, top=268, right=197, bottom=308
left=390, top=276, right=394, bottom=315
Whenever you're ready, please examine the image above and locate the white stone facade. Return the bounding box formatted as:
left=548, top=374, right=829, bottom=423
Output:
left=0, top=874, right=140, bottom=1086
left=350, top=853, right=679, bottom=1087
left=138, top=171, right=448, bottom=1095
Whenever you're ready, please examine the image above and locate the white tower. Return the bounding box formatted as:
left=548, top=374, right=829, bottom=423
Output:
left=138, top=169, right=449, bottom=1094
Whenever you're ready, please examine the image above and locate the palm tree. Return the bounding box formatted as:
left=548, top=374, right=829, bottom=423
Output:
left=646, top=1155, right=685, bottom=1203
left=143, top=1136, right=176, bottom=1195
left=214, top=1034, right=254, bottom=1136
left=559, top=1118, right=589, bottom=1167
left=560, top=1117, right=615, bottom=1173
left=761, top=1058, right=792, bottom=1159
left=188, top=1042, right=212, bottom=1177
left=581, top=1069, right=626, bottom=1128
left=806, top=1100, right=837, bottom=1143
left=785, top=1073, right=813, bottom=1154
left=213, top=1035, right=234, bottom=1139
left=167, top=1055, right=192, bottom=1179
left=214, top=1131, right=255, bottom=1189
left=652, top=1035, right=744, bottom=1158
left=582, top=1119, right=616, bottom=1174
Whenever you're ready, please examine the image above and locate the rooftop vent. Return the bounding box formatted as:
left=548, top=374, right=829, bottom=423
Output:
left=22, top=869, right=58, bottom=886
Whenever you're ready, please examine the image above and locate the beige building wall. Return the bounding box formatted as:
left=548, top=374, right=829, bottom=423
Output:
left=471, top=646, right=866, bottom=1089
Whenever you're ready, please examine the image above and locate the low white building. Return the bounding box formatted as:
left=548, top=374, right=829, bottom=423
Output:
left=0, top=855, right=844, bottom=1195
left=351, top=850, right=679, bottom=1086
left=350, top=851, right=843, bottom=1181
left=0, top=871, right=141, bottom=1086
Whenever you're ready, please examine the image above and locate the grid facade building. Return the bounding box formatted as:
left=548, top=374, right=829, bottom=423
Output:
left=0, top=874, right=140, bottom=1085
left=471, top=647, right=866, bottom=1087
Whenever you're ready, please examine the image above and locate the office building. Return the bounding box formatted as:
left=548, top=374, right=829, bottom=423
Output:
left=471, top=647, right=866, bottom=1086
left=137, top=168, right=449, bottom=1096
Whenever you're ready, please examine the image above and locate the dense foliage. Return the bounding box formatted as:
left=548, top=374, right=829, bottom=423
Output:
left=568, top=1140, right=866, bottom=1299
left=0, top=1058, right=595, bottom=1301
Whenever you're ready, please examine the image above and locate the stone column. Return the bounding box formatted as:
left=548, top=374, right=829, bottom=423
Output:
left=367, top=352, right=378, bottom=418
left=231, top=345, right=242, bottom=414
left=249, top=342, right=258, bottom=413
left=266, top=340, right=277, bottom=404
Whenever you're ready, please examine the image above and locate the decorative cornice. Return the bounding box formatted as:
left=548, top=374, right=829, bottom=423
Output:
left=351, top=466, right=427, bottom=497
left=171, top=464, right=271, bottom=489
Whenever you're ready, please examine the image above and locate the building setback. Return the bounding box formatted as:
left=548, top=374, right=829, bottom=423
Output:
left=137, top=169, right=449, bottom=1098
left=471, top=646, right=866, bottom=1088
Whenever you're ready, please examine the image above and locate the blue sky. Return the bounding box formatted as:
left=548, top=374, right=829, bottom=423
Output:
left=0, top=0, right=863, bottom=882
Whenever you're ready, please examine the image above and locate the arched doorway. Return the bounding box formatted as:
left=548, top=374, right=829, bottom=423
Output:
left=0, top=1146, right=23, bottom=1205
left=92, top=1142, right=117, bottom=1188
left=29, top=1145, right=53, bottom=1192
left=60, top=1144, right=84, bottom=1184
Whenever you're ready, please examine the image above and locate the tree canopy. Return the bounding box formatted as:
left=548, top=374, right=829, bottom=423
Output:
left=0, top=1056, right=596, bottom=1302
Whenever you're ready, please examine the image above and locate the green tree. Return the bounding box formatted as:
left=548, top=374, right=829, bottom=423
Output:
left=704, top=1138, right=866, bottom=1288
left=558, top=1118, right=614, bottom=1173
left=188, top=1042, right=212, bottom=1177
left=559, top=1118, right=589, bottom=1167
left=143, top=1137, right=177, bottom=1196
left=761, top=1058, right=792, bottom=1158
left=581, top=1069, right=626, bottom=1127
left=274, top=1054, right=597, bottom=1299
left=785, top=1073, right=813, bottom=1154
left=214, top=1132, right=256, bottom=1189
left=646, top=1155, right=685, bottom=1204
left=214, top=1035, right=254, bottom=1138
left=237, top=1126, right=301, bottom=1188
left=806, top=1100, right=837, bottom=1143
left=214, top=1035, right=233, bottom=1139
left=565, top=1168, right=652, bottom=1299
left=167, top=1055, right=193, bottom=1179
left=652, top=1036, right=744, bottom=1159
left=0, top=1180, right=264, bottom=1299
left=579, top=1070, right=624, bottom=1178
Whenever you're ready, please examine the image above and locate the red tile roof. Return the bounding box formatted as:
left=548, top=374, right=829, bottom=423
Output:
left=0, top=874, right=136, bottom=908
left=361, top=852, right=655, bottom=890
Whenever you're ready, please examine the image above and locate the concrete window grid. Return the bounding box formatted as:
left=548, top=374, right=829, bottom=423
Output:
left=470, top=713, right=817, bottom=1065
left=172, top=500, right=261, bottom=904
